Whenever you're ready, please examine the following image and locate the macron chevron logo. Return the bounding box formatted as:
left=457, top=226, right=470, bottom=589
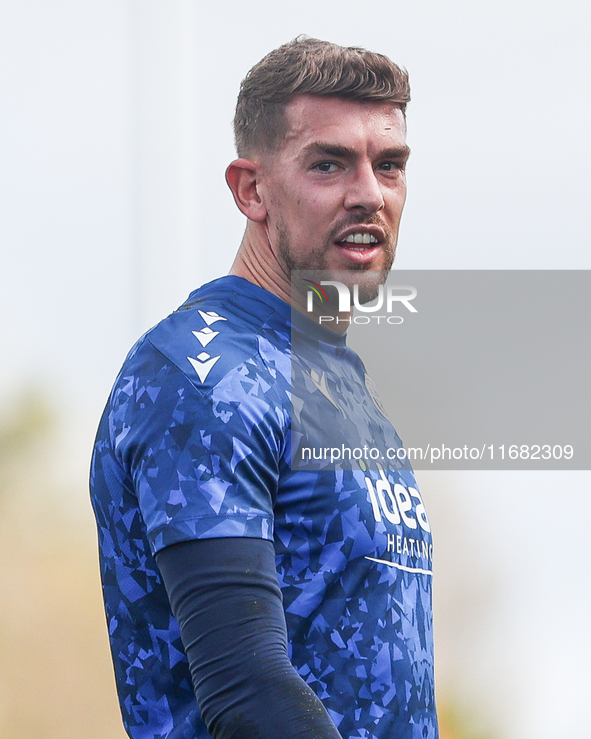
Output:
left=198, top=310, right=227, bottom=326
left=192, top=327, right=219, bottom=347
left=187, top=310, right=227, bottom=381
left=187, top=352, right=220, bottom=382
left=309, top=369, right=345, bottom=416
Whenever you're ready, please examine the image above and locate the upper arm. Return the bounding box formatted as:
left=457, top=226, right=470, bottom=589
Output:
left=110, top=338, right=285, bottom=553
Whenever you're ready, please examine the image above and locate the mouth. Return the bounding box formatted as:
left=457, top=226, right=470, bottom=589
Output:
left=339, top=232, right=379, bottom=247
left=334, top=227, right=386, bottom=264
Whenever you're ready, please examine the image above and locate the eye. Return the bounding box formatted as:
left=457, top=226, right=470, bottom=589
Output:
left=314, top=161, right=338, bottom=173
left=378, top=161, right=403, bottom=172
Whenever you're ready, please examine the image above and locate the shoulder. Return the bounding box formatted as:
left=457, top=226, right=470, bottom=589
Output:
left=103, top=279, right=292, bottom=463
left=109, top=278, right=292, bottom=425
left=145, top=277, right=291, bottom=397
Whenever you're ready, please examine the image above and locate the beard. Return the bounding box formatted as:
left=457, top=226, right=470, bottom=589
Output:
left=276, top=215, right=397, bottom=304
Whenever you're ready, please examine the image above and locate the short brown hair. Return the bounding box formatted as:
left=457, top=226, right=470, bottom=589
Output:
left=233, top=36, right=410, bottom=157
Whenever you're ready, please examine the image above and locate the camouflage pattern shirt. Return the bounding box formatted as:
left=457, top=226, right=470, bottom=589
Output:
left=90, top=276, right=437, bottom=739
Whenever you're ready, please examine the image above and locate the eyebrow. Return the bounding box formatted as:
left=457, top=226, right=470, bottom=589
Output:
left=302, top=142, right=411, bottom=160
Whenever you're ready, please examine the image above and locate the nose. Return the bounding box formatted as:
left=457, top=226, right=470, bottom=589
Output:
left=343, top=163, right=385, bottom=214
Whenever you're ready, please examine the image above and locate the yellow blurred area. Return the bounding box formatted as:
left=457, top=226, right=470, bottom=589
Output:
left=437, top=700, right=496, bottom=739
left=0, top=390, right=127, bottom=739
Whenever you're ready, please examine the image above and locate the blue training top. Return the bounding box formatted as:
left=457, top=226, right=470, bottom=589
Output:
left=90, top=275, right=438, bottom=739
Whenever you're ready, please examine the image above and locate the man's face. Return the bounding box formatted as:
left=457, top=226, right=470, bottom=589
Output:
left=256, top=95, right=410, bottom=299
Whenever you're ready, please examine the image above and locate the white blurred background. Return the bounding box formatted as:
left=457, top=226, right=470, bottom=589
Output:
left=0, top=1, right=590, bottom=737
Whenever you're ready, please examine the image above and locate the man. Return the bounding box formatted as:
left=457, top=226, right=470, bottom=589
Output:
left=90, top=37, right=437, bottom=739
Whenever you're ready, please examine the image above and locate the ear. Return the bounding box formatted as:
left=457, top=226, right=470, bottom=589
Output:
left=225, top=158, right=268, bottom=222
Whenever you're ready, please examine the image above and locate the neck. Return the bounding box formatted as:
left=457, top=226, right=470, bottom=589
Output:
left=229, top=222, right=291, bottom=304
left=229, top=222, right=351, bottom=335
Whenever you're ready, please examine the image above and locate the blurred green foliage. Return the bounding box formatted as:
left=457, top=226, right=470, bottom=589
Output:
left=0, top=388, right=53, bottom=491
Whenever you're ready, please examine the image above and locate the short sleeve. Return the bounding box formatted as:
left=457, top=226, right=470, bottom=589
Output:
left=109, top=336, right=285, bottom=553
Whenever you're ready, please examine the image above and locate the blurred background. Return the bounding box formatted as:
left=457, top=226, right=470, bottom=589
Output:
left=1, top=1, right=590, bottom=737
